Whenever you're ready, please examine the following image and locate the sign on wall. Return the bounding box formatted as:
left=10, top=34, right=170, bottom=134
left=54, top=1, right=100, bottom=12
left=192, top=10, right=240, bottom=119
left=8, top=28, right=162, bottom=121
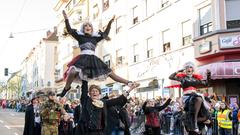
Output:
left=219, top=35, right=240, bottom=49
left=199, top=41, right=211, bottom=54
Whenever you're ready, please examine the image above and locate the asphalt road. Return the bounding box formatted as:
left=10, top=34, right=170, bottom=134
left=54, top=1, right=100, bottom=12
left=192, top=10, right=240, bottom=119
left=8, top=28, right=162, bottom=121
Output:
left=0, top=108, right=24, bottom=135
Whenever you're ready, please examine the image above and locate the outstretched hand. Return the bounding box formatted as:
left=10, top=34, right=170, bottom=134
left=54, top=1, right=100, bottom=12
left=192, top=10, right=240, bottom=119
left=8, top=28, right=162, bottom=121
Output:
left=169, top=93, right=174, bottom=99
left=127, top=85, right=135, bottom=93
left=62, top=10, right=68, bottom=19
left=110, top=15, right=115, bottom=22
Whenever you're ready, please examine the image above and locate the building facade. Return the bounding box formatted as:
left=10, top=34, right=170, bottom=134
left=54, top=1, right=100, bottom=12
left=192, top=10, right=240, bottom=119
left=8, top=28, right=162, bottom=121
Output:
left=193, top=0, right=240, bottom=103
left=53, top=0, right=200, bottom=99
left=54, top=0, right=240, bottom=99
left=91, top=0, right=197, bottom=99
left=20, top=28, right=58, bottom=98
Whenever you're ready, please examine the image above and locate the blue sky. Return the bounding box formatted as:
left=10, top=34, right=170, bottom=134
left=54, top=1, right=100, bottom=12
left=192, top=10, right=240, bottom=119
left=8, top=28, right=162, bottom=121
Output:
left=0, top=0, right=58, bottom=81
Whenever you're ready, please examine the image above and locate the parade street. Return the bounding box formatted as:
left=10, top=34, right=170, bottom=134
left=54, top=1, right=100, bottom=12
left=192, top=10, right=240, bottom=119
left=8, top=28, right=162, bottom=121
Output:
left=0, top=109, right=24, bottom=135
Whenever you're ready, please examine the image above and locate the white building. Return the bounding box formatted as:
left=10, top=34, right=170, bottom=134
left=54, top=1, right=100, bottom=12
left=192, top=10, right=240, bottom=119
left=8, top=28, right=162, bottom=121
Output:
left=21, top=28, right=58, bottom=97
left=88, top=0, right=196, bottom=99
left=54, top=0, right=198, bottom=99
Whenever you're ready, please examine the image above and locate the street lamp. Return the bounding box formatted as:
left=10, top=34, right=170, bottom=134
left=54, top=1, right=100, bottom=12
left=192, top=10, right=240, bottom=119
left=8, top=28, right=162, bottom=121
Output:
left=8, top=28, right=50, bottom=38
left=9, top=33, right=14, bottom=38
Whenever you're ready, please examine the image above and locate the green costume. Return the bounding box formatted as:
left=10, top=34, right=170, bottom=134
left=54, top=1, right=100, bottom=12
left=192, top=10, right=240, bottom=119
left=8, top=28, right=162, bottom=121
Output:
left=40, top=100, right=62, bottom=135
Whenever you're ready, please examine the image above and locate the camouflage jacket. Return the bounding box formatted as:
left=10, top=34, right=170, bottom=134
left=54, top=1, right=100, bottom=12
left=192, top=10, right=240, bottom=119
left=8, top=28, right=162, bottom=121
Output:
left=40, top=100, right=62, bottom=124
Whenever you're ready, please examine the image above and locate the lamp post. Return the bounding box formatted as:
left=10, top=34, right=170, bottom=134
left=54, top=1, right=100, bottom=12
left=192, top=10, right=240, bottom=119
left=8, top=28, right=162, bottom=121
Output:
left=8, top=28, right=50, bottom=38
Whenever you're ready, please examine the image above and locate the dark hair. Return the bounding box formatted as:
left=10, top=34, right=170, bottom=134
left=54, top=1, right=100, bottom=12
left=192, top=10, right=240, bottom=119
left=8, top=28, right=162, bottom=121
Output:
left=31, top=97, right=37, bottom=104
left=89, top=85, right=101, bottom=94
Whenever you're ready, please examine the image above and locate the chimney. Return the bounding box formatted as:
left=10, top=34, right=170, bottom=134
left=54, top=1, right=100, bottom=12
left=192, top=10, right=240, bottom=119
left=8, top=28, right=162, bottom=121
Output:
left=46, top=30, right=51, bottom=37
left=53, top=26, right=57, bottom=33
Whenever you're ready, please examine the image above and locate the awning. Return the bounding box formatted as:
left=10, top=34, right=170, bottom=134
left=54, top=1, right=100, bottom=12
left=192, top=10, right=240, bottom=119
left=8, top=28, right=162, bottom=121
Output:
left=198, top=61, right=240, bottom=80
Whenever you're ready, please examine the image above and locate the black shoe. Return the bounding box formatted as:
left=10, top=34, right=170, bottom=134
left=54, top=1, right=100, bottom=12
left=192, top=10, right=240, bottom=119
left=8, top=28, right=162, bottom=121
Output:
left=57, top=87, right=71, bottom=97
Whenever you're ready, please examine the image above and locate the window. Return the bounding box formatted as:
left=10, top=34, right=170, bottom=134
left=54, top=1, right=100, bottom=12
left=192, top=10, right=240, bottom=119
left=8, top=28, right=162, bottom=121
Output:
left=182, top=20, right=192, bottom=46
left=183, top=35, right=192, bottom=46
left=103, top=54, right=111, bottom=67
left=147, top=37, right=154, bottom=58
left=93, top=4, right=99, bottom=20
left=116, top=49, right=124, bottom=65
left=145, top=0, right=154, bottom=17
left=227, top=20, right=240, bottom=29
left=161, top=0, right=169, bottom=8
left=163, top=43, right=171, bottom=52
left=226, top=0, right=240, bottom=29
left=162, top=29, right=171, bottom=52
left=133, top=44, right=140, bottom=63
left=200, top=22, right=213, bottom=35
left=199, top=5, right=212, bottom=35
left=47, top=81, right=51, bottom=87
left=132, top=6, right=139, bottom=25
left=102, top=0, right=109, bottom=11
left=116, top=16, right=123, bottom=34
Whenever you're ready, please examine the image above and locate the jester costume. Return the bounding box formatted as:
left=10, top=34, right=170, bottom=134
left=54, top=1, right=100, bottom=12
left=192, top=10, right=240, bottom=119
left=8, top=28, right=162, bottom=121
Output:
left=169, top=63, right=211, bottom=133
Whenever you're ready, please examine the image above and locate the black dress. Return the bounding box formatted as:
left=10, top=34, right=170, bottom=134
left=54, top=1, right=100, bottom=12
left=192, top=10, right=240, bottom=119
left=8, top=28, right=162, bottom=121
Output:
left=63, top=18, right=113, bottom=81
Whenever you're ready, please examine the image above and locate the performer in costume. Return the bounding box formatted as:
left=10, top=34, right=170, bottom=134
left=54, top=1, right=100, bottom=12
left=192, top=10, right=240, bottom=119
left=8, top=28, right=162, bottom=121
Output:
left=169, top=62, right=211, bottom=134
left=58, top=10, right=140, bottom=97
left=80, top=80, right=135, bottom=135
left=142, top=97, right=172, bottom=135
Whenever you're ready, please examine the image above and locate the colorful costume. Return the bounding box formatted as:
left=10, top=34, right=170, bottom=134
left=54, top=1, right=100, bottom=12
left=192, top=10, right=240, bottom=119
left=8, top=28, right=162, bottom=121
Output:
left=169, top=67, right=211, bottom=132
left=63, top=19, right=113, bottom=81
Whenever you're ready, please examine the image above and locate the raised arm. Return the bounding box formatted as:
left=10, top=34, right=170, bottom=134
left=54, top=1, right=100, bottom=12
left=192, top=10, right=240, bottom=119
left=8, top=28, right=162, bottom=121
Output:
left=63, top=10, right=79, bottom=39
left=169, top=69, right=184, bottom=81
left=105, top=86, right=134, bottom=107
left=80, top=80, right=89, bottom=105
left=143, top=98, right=172, bottom=114
left=199, top=69, right=211, bottom=86
left=96, top=15, right=115, bottom=42
left=103, top=15, right=115, bottom=36
left=155, top=98, right=172, bottom=111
